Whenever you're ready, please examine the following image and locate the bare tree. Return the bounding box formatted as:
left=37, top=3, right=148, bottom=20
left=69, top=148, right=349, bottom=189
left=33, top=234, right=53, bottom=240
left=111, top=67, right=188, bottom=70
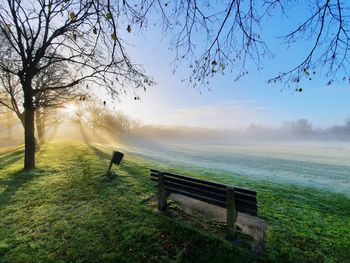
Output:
left=6, top=107, right=15, bottom=139
left=0, top=70, right=23, bottom=125
left=76, top=100, right=132, bottom=137
left=1, top=0, right=349, bottom=169
left=33, top=62, right=83, bottom=144
left=136, top=0, right=349, bottom=89
left=0, top=60, right=82, bottom=145
left=0, top=0, right=153, bottom=169
left=269, top=0, right=350, bottom=87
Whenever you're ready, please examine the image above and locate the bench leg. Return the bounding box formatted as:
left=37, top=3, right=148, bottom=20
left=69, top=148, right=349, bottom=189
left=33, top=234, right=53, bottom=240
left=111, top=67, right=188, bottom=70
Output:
left=158, top=173, right=167, bottom=211
left=226, top=186, right=237, bottom=239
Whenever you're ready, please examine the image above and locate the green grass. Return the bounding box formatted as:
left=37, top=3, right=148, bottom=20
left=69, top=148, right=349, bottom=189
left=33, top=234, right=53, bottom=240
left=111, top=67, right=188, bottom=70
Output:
left=0, top=141, right=349, bottom=262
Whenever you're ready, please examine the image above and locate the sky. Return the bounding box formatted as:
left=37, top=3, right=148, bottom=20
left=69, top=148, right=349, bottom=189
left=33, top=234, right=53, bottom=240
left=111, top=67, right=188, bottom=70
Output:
left=109, top=2, right=350, bottom=129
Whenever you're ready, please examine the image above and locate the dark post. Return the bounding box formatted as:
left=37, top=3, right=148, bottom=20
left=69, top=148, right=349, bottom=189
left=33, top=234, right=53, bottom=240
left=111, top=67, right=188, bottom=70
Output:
left=226, top=186, right=237, bottom=239
left=106, top=151, right=124, bottom=176
left=157, top=173, right=167, bottom=211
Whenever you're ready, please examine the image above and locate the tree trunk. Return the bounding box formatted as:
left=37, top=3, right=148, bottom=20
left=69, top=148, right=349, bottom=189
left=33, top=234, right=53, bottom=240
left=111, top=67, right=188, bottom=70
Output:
left=17, top=111, right=40, bottom=152
left=24, top=107, right=36, bottom=169
left=23, top=82, right=36, bottom=170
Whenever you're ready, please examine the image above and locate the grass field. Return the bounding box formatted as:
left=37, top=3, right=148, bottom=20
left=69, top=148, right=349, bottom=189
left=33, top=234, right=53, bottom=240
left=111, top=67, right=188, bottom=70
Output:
left=0, top=141, right=349, bottom=262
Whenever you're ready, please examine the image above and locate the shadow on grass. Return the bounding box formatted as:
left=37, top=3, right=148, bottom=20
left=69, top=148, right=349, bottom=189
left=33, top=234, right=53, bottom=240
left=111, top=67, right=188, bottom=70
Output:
left=90, top=144, right=111, bottom=159
left=0, top=168, right=45, bottom=208
left=78, top=124, right=118, bottom=171
left=0, top=148, right=24, bottom=169
left=0, top=142, right=258, bottom=262
left=78, top=127, right=152, bottom=194
left=0, top=145, right=23, bottom=154
left=78, top=124, right=112, bottom=158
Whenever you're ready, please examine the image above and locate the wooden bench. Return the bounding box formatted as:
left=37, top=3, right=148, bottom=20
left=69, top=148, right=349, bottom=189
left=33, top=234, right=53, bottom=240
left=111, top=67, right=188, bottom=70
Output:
left=150, top=169, right=258, bottom=239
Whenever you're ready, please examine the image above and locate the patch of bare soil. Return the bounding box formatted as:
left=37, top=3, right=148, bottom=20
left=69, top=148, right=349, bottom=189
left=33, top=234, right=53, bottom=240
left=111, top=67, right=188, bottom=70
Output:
left=145, top=193, right=268, bottom=255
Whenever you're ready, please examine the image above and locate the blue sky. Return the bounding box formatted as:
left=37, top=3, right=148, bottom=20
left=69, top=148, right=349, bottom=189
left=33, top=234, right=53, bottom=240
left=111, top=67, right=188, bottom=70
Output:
left=114, top=3, right=350, bottom=129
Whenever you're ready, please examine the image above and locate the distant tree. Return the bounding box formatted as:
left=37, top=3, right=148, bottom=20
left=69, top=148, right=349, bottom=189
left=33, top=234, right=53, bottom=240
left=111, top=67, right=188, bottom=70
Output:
left=5, top=107, right=15, bottom=139
left=76, top=100, right=132, bottom=138
left=0, top=102, right=17, bottom=140
left=33, top=63, right=83, bottom=144
left=129, top=119, right=142, bottom=130
left=86, top=102, right=105, bottom=133
left=328, top=117, right=350, bottom=138
left=0, top=1, right=153, bottom=169
left=283, top=119, right=313, bottom=135
left=0, top=60, right=82, bottom=145
left=0, top=69, right=23, bottom=125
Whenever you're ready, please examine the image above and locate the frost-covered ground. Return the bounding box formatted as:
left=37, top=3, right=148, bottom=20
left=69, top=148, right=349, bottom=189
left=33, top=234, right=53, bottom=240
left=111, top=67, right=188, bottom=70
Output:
left=122, top=139, right=350, bottom=195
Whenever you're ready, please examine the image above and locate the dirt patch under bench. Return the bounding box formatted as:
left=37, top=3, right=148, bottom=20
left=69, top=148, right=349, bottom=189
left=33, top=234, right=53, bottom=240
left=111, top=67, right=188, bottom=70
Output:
left=145, top=193, right=268, bottom=254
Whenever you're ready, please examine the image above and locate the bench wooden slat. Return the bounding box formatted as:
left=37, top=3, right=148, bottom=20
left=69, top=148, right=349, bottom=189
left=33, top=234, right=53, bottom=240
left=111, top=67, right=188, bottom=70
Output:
left=163, top=185, right=257, bottom=214
left=162, top=185, right=257, bottom=214
left=151, top=173, right=226, bottom=194
left=163, top=185, right=257, bottom=216
left=163, top=185, right=226, bottom=207
left=151, top=178, right=258, bottom=210
left=151, top=173, right=257, bottom=202
left=151, top=169, right=258, bottom=217
left=151, top=169, right=256, bottom=196
left=151, top=178, right=226, bottom=199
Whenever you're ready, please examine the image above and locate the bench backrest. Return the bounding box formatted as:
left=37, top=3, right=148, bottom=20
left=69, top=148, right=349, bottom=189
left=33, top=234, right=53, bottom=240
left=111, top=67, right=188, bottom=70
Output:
left=151, top=169, right=258, bottom=216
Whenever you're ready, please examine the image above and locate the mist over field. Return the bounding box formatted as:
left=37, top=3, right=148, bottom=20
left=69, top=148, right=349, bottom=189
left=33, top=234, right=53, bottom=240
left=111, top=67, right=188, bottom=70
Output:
left=133, top=118, right=350, bottom=141
left=124, top=137, right=349, bottom=195
left=123, top=119, right=350, bottom=195
left=1, top=117, right=349, bottom=196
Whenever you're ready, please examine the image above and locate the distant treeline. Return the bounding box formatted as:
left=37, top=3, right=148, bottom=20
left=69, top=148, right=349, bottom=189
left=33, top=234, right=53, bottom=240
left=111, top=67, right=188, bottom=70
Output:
left=70, top=101, right=142, bottom=138
left=132, top=118, right=350, bottom=141
left=0, top=100, right=142, bottom=142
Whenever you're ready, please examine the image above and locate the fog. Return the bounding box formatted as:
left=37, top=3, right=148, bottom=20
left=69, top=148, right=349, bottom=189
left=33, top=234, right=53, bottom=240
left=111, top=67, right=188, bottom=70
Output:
left=124, top=136, right=350, bottom=196
left=132, top=118, right=350, bottom=142
left=125, top=118, right=350, bottom=195
left=1, top=117, right=349, bottom=195
left=2, top=113, right=349, bottom=145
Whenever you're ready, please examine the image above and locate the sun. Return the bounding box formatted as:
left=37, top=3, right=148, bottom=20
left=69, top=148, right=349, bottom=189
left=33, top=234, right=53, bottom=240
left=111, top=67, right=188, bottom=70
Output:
left=63, top=104, right=78, bottom=115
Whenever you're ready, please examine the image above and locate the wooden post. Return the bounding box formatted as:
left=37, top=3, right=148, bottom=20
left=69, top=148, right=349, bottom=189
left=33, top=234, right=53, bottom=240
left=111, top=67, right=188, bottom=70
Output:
left=158, top=173, right=167, bottom=211
left=226, top=186, right=237, bottom=239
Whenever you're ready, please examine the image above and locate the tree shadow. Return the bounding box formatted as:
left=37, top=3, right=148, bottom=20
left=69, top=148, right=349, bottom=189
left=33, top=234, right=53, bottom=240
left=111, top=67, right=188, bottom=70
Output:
left=0, top=148, right=24, bottom=169
left=90, top=144, right=111, bottom=159
left=78, top=124, right=113, bottom=159
left=0, top=168, right=45, bottom=208
left=0, top=145, right=23, bottom=154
